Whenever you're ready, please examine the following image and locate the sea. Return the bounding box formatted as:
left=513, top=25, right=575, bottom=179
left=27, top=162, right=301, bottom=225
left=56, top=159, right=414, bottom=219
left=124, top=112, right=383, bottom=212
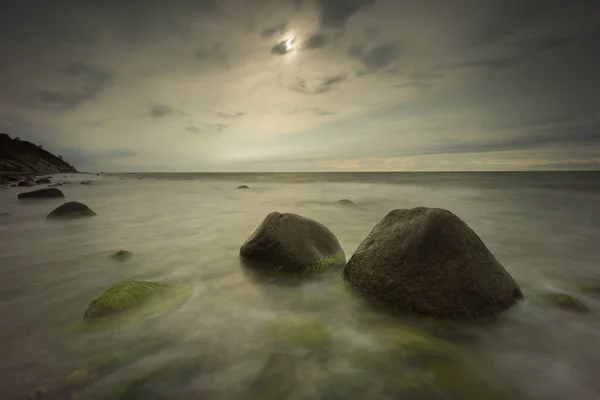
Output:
left=1, top=171, right=599, bottom=399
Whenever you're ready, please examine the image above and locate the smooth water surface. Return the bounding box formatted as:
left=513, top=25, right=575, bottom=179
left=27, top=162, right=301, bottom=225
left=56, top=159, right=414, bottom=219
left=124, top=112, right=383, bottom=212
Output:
left=1, top=172, right=600, bottom=399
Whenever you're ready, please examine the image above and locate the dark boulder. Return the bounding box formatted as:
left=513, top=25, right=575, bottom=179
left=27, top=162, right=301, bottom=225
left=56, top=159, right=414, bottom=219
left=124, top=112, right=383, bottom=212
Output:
left=46, top=201, right=97, bottom=219
left=542, top=293, right=589, bottom=313
left=338, top=199, right=355, bottom=205
left=110, top=250, right=134, bottom=261
left=344, top=207, right=523, bottom=319
left=17, top=181, right=34, bottom=187
left=240, top=212, right=346, bottom=274
left=237, top=185, right=250, bottom=189
left=36, top=178, right=51, bottom=184
left=48, top=183, right=63, bottom=187
left=80, top=181, right=92, bottom=185
left=18, top=188, right=65, bottom=200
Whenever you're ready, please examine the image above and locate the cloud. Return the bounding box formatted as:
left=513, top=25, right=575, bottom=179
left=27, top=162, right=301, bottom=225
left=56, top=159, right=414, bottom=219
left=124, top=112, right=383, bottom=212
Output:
left=348, top=42, right=401, bottom=73
left=293, top=73, right=347, bottom=94
left=292, top=107, right=336, bottom=116
left=185, top=125, right=203, bottom=133
left=304, top=33, right=328, bottom=49
left=270, top=38, right=295, bottom=55
left=36, top=62, right=114, bottom=110
left=148, top=103, right=173, bottom=118
left=216, top=111, right=246, bottom=118
left=262, top=22, right=287, bottom=38
left=185, top=123, right=228, bottom=134
left=527, top=161, right=600, bottom=170
left=437, top=56, right=520, bottom=71
left=317, top=0, right=377, bottom=28
left=195, top=42, right=228, bottom=62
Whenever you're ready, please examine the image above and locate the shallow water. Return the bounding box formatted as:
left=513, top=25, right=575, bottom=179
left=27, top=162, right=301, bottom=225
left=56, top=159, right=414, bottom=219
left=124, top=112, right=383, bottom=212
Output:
left=1, top=172, right=600, bottom=399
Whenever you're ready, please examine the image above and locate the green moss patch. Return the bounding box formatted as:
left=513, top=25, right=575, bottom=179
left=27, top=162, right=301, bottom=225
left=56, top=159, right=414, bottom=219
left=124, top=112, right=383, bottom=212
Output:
left=77, top=280, right=192, bottom=331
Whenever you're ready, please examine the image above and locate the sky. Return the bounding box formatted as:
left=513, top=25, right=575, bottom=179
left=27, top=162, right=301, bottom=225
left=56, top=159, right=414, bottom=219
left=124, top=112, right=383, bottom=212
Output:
left=0, top=0, right=599, bottom=172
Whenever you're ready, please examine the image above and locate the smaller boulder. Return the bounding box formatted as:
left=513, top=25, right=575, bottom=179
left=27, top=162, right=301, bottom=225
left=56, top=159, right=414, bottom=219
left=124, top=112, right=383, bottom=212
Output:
left=240, top=212, right=346, bottom=274
left=36, top=178, right=51, bottom=184
left=542, top=293, right=590, bottom=313
left=18, top=188, right=65, bottom=200
left=46, top=201, right=97, bottom=219
left=80, top=181, right=92, bottom=185
left=110, top=250, right=134, bottom=261
left=84, top=280, right=170, bottom=321
left=237, top=185, right=250, bottom=189
left=48, top=183, right=63, bottom=187
left=338, top=199, right=355, bottom=205
left=17, top=181, right=34, bottom=187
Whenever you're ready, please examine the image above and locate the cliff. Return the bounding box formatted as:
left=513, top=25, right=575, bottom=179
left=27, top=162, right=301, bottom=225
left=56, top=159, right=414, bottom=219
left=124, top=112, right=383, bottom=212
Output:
left=0, top=133, right=77, bottom=175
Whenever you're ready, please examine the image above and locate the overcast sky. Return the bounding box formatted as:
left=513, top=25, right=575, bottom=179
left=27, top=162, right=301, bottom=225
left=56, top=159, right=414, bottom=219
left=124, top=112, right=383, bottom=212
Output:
left=1, top=0, right=599, bottom=172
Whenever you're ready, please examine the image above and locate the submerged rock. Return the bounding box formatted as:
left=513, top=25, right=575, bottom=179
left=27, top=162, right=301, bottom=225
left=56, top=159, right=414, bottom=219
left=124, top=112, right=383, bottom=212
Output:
left=36, top=178, right=51, bottom=184
left=344, top=207, right=523, bottom=319
left=237, top=185, right=250, bottom=189
left=542, top=293, right=590, bottom=313
left=338, top=199, right=355, bottom=205
left=240, top=211, right=346, bottom=274
left=17, top=187, right=64, bottom=200
left=84, top=280, right=171, bottom=321
left=46, top=201, right=97, bottom=219
left=80, top=180, right=92, bottom=185
left=110, top=250, right=134, bottom=261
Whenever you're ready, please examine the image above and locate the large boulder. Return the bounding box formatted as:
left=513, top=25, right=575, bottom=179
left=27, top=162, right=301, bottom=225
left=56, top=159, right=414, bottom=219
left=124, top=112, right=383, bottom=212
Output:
left=46, top=201, right=97, bottom=219
left=240, top=212, right=346, bottom=274
left=18, top=188, right=64, bottom=200
left=344, top=207, right=523, bottom=319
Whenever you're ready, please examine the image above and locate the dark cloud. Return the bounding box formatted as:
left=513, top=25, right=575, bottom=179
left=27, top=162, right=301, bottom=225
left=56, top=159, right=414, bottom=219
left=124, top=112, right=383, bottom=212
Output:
left=292, top=0, right=304, bottom=11
left=185, top=125, right=203, bottom=133
left=437, top=56, right=520, bottom=71
left=348, top=42, right=402, bottom=74
left=262, top=22, right=287, bottom=38
left=292, top=107, right=336, bottom=116
left=148, top=104, right=173, bottom=118
left=315, top=73, right=347, bottom=93
left=437, top=34, right=576, bottom=72
left=36, top=62, right=114, bottom=111
left=270, top=38, right=295, bottom=55
left=195, top=42, right=228, bottom=62
left=216, top=112, right=246, bottom=118
left=304, top=33, right=328, bottom=49
left=317, top=0, right=377, bottom=29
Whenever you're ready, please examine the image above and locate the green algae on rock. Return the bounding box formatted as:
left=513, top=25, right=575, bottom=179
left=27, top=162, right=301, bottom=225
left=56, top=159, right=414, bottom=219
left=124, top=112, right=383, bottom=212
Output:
left=46, top=201, right=97, bottom=219
left=542, top=292, right=590, bottom=313
left=240, top=211, right=346, bottom=275
left=83, top=281, right=191, bottom=326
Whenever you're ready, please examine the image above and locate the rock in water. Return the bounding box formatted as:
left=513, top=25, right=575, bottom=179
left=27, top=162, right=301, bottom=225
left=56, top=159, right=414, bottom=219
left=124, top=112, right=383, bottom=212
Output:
left=17, top=188, right=65, bottom=199
left=240, top=212, right=346, bottom=274
left=110, top=250, right=134, bottom=261
left=542, top=293, right=589, bottom=313
left=338, top=199, right=355, bottom=205
left=36, top=178, right=51, bottom=184
left=344, top=207, right=523, bottom=319
left=237, top=185, right=250, bottom=189
left=84, top=280, right=170, bottom=321
left=46, top=201, right=97, bottom=219
left=17, top=181, right=34, bottom=187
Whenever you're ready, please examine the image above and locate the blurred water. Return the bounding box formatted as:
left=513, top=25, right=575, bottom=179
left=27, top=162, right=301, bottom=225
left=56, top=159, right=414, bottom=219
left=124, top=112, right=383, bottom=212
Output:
left=1, top=172, right=600, bottom=399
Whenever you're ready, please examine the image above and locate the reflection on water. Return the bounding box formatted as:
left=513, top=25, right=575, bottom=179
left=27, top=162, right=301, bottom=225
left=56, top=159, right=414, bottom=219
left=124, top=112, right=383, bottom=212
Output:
left=1, top=172, right=600, bottom=399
